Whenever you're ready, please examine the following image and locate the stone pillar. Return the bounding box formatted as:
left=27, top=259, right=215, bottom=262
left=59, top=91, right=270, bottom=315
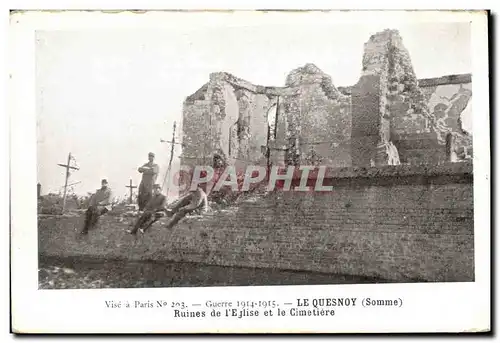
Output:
left=37, top=183, right=41, bottom=198
left=351, top=74, right=386, bottom=167
left=351, top=29, right=413, bottom=167
left=236, top=91, right=251, bottom=160
left=283, top=96, right=301, bottom=166
left=208, top=73, right=227, bottom=161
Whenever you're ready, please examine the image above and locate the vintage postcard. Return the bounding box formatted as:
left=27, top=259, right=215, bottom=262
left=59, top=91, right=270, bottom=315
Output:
left=10, top=9, right=490, bottom=333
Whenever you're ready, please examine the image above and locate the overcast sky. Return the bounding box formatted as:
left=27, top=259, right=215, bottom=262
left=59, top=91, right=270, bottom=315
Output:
left=36, top=20, right=472, bottom=197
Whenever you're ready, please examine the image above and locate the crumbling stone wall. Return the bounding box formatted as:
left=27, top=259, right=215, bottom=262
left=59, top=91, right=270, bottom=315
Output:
left=350, top=74, right=382, bottom=167
left=182, top=29, right=473, bottom=170
left=182, top=73, right=275, bottom=170
left=352, top=29, right=440, bottom=167
left=182, top=64, right=353, bottom=170
left=182, top=91, right=211, bottom=166
left=385, top=32, right=435, bottom=137
left=419, top=75, right=473, bottom=160
left=351, top=30, right=407, bottom=167
left=351, top=29, right=472, bottom=166
left=284, top=64, right=352, bottom=167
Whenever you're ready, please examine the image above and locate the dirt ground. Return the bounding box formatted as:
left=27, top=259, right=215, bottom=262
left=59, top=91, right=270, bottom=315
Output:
left=39, top=254, right=390, bottom=289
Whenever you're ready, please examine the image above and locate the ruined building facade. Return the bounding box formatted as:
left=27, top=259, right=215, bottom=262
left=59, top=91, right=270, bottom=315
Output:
left=181, top=29, right=473, bottom=170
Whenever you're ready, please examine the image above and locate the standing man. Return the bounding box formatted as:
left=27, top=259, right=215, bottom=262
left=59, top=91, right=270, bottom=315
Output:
left=81, top=179, right=113, bottom=235
left=137, top=152, right=159, bottom=211
left=126, top=184, right=167, bottom=235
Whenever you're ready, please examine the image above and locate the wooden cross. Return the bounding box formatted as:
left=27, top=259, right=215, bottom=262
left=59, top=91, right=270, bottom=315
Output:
left=125, top=179, right=137, bottom=204
left=57, top=152, right=79, bottom=213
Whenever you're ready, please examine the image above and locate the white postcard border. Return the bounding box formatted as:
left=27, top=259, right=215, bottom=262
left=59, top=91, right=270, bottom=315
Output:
left=9, top=10, right=490, bottom=333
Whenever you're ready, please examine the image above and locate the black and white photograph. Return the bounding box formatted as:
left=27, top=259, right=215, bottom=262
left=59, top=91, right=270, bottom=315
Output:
left=10, top=8, right=490, bottom=333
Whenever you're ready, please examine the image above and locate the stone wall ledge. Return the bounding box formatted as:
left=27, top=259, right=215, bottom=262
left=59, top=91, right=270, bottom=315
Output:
left=285, top=162, right=473, bottom=180
left=184, top=71, right=472, bottom=100
left=173, top=163, right=473, bottom=228
left=213, top=71, right=299, bottom=97
left=418, top=73, right=472, bottom=87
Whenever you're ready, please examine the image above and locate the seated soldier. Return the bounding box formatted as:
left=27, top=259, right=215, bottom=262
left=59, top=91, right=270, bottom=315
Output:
left=165, top=185, right=208, bottom=229
left=81, top=179, right=113, bottom=235
left=127, top=184, right=167, bottom=235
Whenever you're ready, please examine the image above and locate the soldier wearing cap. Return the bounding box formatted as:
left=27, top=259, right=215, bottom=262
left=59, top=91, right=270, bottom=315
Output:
left=81, top=179, right=113, bottom=235
left=137, top=152, right=159, bottom=211
left=127, top=183, right=167, bottom=234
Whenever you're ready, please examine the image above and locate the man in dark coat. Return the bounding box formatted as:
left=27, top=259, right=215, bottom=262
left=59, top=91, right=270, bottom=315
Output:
left=127, top=184, right=167, bottom=234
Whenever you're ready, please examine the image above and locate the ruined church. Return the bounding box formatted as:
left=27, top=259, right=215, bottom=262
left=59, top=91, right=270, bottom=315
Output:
left=181, top=29, right=473, bottom=170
